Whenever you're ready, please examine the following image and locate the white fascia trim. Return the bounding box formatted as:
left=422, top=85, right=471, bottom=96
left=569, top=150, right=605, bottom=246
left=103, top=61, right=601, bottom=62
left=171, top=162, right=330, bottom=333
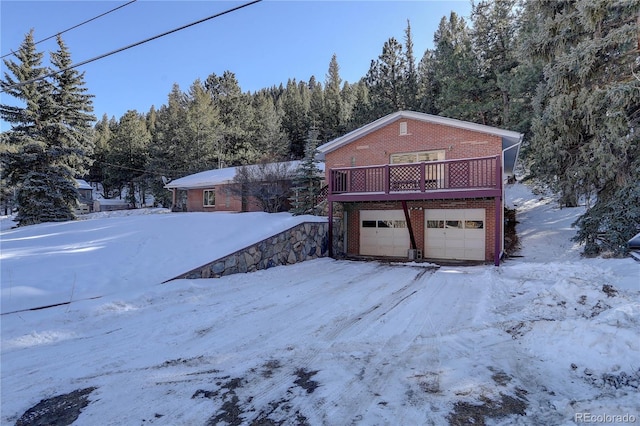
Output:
left=317, top=111, right=523, bottom=155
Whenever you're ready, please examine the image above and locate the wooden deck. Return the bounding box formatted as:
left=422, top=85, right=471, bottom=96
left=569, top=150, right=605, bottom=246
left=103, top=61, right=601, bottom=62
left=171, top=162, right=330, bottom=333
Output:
left=327, top=155, right=502, bottom=202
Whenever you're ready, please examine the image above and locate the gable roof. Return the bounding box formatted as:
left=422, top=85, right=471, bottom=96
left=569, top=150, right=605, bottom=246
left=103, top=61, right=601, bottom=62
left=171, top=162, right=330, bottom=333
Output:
left=164, top=160, right=325, bottom=190
left=316, top=111, right=524, bottom=176
left=75, top=179, right=92, bottom=190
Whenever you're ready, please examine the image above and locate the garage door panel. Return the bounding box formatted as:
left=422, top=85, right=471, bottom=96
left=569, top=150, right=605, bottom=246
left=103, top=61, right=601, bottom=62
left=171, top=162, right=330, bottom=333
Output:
left=425, top=209, right=485, bottom=261
left=360, top=210, right=410, bottom=257
left=465, top=239, right=485, bottom=249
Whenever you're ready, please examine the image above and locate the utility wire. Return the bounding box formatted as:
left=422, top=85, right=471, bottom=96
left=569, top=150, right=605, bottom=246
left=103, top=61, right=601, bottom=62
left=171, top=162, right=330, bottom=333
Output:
left=1, top=0, right=138, bottom=59
left=1, top=0, right=263, bottom=93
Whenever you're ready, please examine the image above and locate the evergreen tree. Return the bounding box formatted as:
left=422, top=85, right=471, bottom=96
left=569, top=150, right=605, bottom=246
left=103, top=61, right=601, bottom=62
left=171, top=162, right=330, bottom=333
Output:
left=88, top=114, right=112, bottom=191
left=289, top=129, right=322, bottom=215
left=185, top=79, right=221, bottom=171
left=366, top=37, right=408, bottom=115
left=308, top=76, right=324, bottom=136
left=106, top=110, right=150, bottom=206
left=349, top=79, right=374, bottom=129
left=147, top=84, right=190, bottom=206
left=49, top=35, right=96, bottom=175
left=523, top=0, right=640, bottom=255
left=416, top=49, right=438, bottom=114
left=1, top=30, right=49, bottom=223
left=281, top=78, right=311, bottom=158
left=205, top=71, right=257, bottom=165
left=471, top=0, right=531, bottom=129
left=1, top=31, right=95, bottom=225
left=322, top=54, right=345, bottom=140
left=403, top=20, right=419, bottom=111
left=339, top=80, right=357, bottom=132
left=251, top=90, right=289, bottom=160
left=432, top=13, right=487, bottom=123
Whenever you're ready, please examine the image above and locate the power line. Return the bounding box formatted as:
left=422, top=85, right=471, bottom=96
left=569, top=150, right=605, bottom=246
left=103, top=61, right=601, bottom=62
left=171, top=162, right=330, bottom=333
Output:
left=1, top=0, right=138, bottom=59
left=1, top=0, right=263, bottom=93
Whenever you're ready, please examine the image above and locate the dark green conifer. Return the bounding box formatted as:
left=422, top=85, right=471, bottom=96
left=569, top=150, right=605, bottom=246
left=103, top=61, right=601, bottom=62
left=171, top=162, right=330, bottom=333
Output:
left=1, top=32, right=95, bottom=225
left=290, top=129, right=322, bottom=215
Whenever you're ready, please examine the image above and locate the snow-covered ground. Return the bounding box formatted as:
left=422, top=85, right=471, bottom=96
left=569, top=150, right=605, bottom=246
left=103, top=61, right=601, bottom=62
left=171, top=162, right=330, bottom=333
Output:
left=1, top=183, right=638, bottom=425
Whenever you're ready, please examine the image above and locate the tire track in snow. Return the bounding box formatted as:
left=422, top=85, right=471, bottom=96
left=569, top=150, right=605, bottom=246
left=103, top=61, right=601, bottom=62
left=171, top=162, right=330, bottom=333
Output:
left=317, top=267, right=437, bottom=424
left=136, top=261, right=395, bottom=424
left=232, top=265, right=435, bottom=424
left=322, top=267, right=432, bottom=341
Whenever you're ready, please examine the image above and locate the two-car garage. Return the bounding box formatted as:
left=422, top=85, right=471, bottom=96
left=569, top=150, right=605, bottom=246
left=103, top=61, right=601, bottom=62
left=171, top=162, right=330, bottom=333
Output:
left=358, top=208, right=487, bottom=261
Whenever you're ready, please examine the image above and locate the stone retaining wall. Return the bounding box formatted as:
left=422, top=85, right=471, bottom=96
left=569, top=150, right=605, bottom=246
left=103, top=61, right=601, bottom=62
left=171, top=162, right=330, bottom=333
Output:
left=167, top=220, right=343, bottom=281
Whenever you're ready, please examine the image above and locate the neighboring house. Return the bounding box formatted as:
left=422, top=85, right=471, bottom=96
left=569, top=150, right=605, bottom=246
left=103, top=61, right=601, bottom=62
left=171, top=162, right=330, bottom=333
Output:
left=75, top=179, right=93, bottom=214
left=164, top=161, right=324, bottom=213
left=317, top=110, right=523, bottom=266
left=93, top=198, right=130, bottom=212
left=629, top=232, right=640, bottom=262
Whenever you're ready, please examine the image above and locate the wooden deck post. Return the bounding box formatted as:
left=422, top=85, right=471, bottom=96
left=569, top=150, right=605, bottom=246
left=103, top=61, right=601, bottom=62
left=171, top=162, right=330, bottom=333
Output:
left=384, top=164, right=390, bottom=194
left=494, top=155, right=502, bottom=266
left=328, top=200, right=333, bottom=258
left=402, top=200, right=417, bottom=250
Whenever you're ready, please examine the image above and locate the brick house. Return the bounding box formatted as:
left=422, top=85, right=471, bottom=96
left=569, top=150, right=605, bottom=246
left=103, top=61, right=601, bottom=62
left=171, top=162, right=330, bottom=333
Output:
left=317, top=111, right=523, bottom=266
left=164, top=161, right=323, bottom=213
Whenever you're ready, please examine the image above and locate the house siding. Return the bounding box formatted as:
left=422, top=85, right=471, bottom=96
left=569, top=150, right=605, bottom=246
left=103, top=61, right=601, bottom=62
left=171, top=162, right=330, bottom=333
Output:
left=185, top=186, right=258, bottom=213
left=344, top=198, right=497, bottom=262
left=324, top=118, right=502, bottom=172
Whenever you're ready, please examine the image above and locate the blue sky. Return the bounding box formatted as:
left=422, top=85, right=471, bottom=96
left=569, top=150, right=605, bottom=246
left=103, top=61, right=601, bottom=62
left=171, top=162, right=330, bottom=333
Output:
left=1, top=1, right=472, bottom=128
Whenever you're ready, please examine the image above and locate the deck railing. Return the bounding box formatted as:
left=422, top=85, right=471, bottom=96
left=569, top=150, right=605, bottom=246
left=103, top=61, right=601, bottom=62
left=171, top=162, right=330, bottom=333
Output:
left=329, top=155, right=500, bottom=195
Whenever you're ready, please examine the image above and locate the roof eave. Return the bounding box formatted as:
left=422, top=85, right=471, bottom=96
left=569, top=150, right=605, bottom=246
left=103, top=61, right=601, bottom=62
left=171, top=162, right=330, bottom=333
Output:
left=317, top=110, right=524, bottom=158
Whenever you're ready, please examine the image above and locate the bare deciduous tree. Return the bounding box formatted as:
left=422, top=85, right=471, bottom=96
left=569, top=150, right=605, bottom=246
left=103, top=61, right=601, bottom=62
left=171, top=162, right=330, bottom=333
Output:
left=230, top=162, right=295, bottom=213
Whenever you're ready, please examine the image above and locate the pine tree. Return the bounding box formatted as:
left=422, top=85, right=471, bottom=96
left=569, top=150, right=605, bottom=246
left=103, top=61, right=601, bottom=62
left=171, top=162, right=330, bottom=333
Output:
left=523, top=0, right=640, bottom=255
left=251, top=90, right=289, bottom=160
left=339, top=80, right=357, bottom=131
left=106, top=110, right=150, bottom=206
left=366, top=37, right=408, bottom=115
left=322, top=54, right=345, bottom=140
left=205, top=71, right=257, bottom=165
left=471, top=0, right=520, bottom=128
left=1, top=31, right=49, bottom=223
left=431, top=12, right=486, bottom=123
left=281, top=78, right=311, bottom=158
left=290, top=129, right=322, bottom=215
left=308, top=76, right=324, bottom=137
left=147, top=85, right=189, bottom=206
left=1, top=31, right=95, bottom=225
left=49, top=35, right=96, bottom=175
left=185, top=79, right=221, bottom=171
left=416, top=49, right=438, bottom=114
left=403, top=20, right=419, bottom=111
left=88, top=114, right=112, bottom=191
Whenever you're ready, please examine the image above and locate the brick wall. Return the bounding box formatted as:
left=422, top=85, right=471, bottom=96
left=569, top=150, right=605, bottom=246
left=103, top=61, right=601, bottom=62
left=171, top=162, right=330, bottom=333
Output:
left=325, top=118, right=502, bottom=174
left=185, top=186, right=263, bottom=212
left=343, top=198, right=498, bottom=262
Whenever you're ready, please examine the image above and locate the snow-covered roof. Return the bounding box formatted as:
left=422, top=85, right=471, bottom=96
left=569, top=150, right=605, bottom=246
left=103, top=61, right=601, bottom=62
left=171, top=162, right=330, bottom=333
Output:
left=316, top=111, right=524, bottom=176
left=75, top=179, right=92, bottom=190
left=164, top=160, right=325, bottom=190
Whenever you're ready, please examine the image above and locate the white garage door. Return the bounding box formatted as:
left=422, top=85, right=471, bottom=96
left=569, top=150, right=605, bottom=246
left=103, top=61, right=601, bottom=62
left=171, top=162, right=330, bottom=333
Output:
left=425, top=209, right=485, bottom=261
left=360, top=210, right=410, bottom=257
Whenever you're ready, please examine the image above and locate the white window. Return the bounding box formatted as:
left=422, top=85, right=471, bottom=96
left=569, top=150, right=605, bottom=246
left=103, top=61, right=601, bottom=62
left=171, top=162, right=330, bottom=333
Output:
left=203, top=189, right=216, bottom=207
left=399, top=121, right=408, bottom=136
left=390, top=150, right=445, bottom=164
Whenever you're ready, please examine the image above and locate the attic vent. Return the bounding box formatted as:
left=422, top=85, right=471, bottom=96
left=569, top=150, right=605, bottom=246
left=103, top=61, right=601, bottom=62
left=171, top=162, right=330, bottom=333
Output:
left=399, top=121, right=408, bottom=136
